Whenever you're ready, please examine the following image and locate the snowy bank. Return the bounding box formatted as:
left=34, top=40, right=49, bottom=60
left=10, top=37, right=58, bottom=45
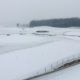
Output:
left=0, top=39, right=80, bottom=80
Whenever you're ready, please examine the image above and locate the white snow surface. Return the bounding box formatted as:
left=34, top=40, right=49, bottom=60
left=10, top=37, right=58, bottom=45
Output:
left=33, top=64, right=80, bottom=80
left=0, top=27, right=80, bottom=80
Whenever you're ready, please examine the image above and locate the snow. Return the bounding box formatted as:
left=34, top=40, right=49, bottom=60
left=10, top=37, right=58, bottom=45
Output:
left=1, top=39, right=80, bottom=80
left=0, top=27, right=80, bottom=80
left=0, top=34, right=56, bottom=54
left=64, top=31, right=80, bottom=36
left=33, top=64, right=80, bottom=80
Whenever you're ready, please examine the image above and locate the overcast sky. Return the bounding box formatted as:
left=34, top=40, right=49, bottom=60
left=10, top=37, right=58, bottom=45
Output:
left=0, top=0, right=80, bottom=26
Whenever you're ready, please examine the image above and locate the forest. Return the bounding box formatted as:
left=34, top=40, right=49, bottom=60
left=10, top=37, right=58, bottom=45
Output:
left=29, top=18, right=80, bottom=28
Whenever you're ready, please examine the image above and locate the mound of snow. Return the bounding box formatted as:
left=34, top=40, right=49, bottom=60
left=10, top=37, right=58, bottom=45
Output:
left=0, top=39, right=80, bottom=80
left=34, top=63, right=80, bottom=80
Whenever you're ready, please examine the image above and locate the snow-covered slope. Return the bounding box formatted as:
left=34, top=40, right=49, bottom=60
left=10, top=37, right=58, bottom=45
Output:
left=0, top=34, right=57, bottom=54
left=0, top=27, right=80, bottom=80
left=32, top=63, right=80, bottom=80
left=0, top=39, right=80, bottom=80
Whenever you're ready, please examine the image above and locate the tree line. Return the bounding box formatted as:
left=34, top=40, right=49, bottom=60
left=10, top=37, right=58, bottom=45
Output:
left=29, top=17, right=80, bottom=28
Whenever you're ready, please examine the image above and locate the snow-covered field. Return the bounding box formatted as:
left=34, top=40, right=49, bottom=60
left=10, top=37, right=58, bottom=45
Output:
left=0, top=26, right=80, bottom=80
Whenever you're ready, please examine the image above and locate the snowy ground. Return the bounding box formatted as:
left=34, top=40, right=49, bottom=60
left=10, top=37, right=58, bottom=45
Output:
left=32, top=63, right=80, bottom=80
left=0, top=26, right=80, bottom=80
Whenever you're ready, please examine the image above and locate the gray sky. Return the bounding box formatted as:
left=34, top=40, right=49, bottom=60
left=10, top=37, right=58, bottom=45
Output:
left=0, top=0, right=80, bottom=26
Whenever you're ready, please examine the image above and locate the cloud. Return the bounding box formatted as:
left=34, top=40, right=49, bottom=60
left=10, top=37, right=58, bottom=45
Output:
left=0, top=0, right=80, bottom=26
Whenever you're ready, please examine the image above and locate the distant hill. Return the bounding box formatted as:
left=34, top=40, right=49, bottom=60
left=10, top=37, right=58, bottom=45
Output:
left=29, top=18, right=80, bottom=28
